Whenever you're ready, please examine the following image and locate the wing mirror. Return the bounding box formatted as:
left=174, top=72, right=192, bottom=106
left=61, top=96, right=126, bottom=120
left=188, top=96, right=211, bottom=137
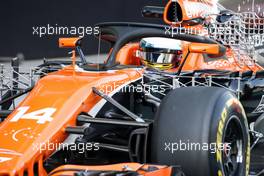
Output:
left=59, top=37, right=82, bottom=48
left=188, top=43, right=226, bottom=56
left=58, top=37, right=87, bottom=65
left=177, top=43, right=226, bottom=75
left=216, top=10, right=234, bottom=23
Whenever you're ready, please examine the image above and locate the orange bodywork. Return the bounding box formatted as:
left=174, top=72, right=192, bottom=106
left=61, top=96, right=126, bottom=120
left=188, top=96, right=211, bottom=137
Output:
left=0, top=39, right=262, bottom=175
left=116, top=43, right=141, bottom=66
left=49, top=163, right=173, bottom=176
left=59, top=38, right=81, bottom=48
left=164, top=0, right=217, bottom=26
left=174, top=46, right=263, bottom=73
left=0, top=66, right=142, bottom=175
left=188, top=43, right=223, bottom=55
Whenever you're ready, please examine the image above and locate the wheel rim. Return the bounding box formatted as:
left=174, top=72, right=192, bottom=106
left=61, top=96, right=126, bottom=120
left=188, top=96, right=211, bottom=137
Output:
left=222, top=115, right=245, bottom=175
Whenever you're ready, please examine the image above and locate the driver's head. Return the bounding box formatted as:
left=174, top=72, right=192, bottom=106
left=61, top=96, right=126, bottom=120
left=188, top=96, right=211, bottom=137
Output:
left=137, top=37, right=182, bottom=70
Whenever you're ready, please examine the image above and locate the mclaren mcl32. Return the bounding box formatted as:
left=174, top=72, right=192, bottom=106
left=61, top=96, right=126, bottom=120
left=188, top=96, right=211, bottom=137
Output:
left=0, top=0, right=264, bottom=175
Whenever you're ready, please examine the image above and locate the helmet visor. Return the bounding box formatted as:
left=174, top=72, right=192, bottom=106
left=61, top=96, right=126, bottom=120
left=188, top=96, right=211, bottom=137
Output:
left=138, top=51, right=180, bottom=64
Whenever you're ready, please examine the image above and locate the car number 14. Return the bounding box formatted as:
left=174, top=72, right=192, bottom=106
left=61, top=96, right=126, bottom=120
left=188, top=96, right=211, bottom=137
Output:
left=10, top=107, right=56, bottom=124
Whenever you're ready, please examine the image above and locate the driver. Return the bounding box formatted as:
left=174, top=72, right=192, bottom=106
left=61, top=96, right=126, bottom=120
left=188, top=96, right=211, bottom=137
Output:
left=137, top=37, right=183, bottom=70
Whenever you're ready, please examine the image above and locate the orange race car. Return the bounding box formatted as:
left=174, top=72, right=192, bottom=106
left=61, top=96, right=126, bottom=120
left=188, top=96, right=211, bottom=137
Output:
left=0, top=0, right=264, bottom=176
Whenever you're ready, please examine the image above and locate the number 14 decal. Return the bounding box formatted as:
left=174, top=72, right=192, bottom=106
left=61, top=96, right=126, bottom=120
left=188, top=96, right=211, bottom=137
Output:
left=10, top=107, right=56, bottom=124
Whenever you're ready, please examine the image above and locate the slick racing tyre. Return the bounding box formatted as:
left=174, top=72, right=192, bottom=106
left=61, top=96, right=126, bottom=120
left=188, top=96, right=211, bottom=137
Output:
left=151, top=87, right=250, bottom=176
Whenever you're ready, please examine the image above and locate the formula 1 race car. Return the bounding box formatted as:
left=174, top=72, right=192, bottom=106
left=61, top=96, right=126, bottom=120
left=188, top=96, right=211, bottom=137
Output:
left=0, top=0, right=264, bottom=176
